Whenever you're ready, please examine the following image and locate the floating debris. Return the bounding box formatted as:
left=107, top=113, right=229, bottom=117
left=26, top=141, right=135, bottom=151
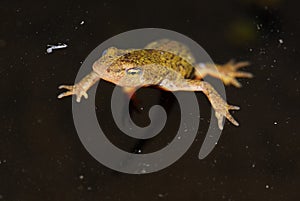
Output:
left=46, top=43, right=68, bottom=53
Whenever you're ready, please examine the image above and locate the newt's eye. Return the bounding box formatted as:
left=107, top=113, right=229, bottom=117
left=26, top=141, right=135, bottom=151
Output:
left=101, top=49, right=108, bottom=56
left=126, top=67, right=142, bottom=75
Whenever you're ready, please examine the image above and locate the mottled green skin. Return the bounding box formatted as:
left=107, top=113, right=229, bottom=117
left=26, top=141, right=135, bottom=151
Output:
left=144, top=39, right=196, bottom=64
left=93, top=39, right=195, bottom=88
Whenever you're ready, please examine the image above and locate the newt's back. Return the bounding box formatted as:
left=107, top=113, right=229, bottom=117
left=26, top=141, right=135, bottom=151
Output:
left=113, top=49, right=195, bottom=79
left=144, top=39, right=196, bottom=65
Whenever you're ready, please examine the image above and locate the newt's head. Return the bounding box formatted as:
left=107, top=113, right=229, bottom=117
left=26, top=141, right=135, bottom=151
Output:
left=92, top=47, right=145, bottom=87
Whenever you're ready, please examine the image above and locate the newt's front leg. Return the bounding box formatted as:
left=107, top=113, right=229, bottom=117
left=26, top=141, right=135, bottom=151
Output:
left=195, top=60, right=253, bottom=87
left=159, top=79, right=240, bottom=130
left=58, top=71, right=100, bottom=102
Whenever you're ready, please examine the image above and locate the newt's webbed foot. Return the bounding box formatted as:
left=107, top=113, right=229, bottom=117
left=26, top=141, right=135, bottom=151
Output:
left=213, top=100, right=240, bottom=130
left=58, top=84, right=88, bottom=102
left=217, top=60, right=253, bottom=88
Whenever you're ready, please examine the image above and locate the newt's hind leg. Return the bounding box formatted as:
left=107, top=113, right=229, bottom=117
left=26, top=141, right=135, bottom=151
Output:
left=159, top=79, right=240, bottom=130
left=195, top=60, right=253, bottom=88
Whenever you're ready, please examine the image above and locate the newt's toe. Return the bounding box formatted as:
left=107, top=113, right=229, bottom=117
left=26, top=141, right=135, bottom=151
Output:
left=58, top=84, right=88, bottom=102
left=214, top=103, right=240, bottom=130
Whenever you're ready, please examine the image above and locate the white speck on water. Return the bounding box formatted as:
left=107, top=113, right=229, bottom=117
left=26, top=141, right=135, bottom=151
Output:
left=256, top=24, right=261, bottom=30
left=274, top=121, right=278, bottom=125
left=158, top=193, right=164, bottom=198
left=80, top=21, right=85, bottom=25
left=265, top=184, right=269, bottom=189
left=137, top=149, right=142, bottom=153
left=177, top=136, right=181, bottom=140
left=79, top=175, right=84, bottom=180
left=249, top=48, right=253, bottom=52
left=0, top=160, right=6, bottom=164
left=46, top=43, right=67, bottom=54
left=279, top=39, right=283, bottom=44
left=252, top=163, right=256, bottom=168
left=87, top=186, right=92, bottom=191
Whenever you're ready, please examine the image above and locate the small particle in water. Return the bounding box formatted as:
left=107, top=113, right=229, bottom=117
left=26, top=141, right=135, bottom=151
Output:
left=46, top=43, right=68, bottom=53
left=265, top=184, right=269, bottom=189
left=252, top=163, right=256, bottom=168
left=274, top=121, right=278, bottom=125
left=80, top=21, right=85, bottom=25
left=87, top=186, right=92, bottom=191
left=256, top=24, right=261, bottom=30
left=79, top=175, right=84, bottom=180
left=137, top=149, right=142, bottom=153
left=158, top=193, right=164, bottom=198
left=279, top=39, right=283, bottom=44
left=249, top=48, right=253, bottom=52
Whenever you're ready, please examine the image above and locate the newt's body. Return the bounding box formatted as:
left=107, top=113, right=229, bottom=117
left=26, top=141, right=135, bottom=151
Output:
left=58, top=39, right=252, bottom=129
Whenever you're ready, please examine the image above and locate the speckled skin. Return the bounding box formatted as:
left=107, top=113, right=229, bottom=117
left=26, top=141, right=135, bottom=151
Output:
left=100, top=49, right=194, bottom=87
left=58, top=39, right=252, bottom=129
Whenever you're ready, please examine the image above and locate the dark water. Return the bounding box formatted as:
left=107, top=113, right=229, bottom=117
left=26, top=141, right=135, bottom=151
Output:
left=1, top=0, right=299, bottom=200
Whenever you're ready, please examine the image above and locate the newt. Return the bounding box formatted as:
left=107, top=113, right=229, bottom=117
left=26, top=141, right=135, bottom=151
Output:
left=58, top=39, right=252, bottom=129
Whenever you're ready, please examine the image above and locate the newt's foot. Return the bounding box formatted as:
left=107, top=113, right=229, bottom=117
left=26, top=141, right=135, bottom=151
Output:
left=58, top=84, right=88, bottom=102
left=218, top=60, right=253, bottom=88
left=213, top=101, right=240, bottom=130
